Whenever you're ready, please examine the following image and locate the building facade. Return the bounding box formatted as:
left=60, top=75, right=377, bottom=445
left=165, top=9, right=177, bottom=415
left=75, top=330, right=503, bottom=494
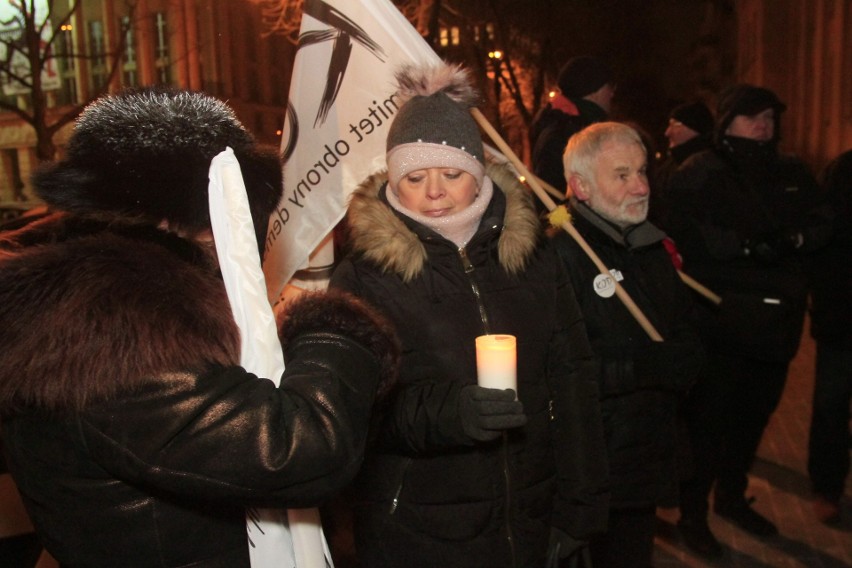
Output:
left=736, top=0, right=852, bottom=172
left=0, top=0, right=295, bottom=214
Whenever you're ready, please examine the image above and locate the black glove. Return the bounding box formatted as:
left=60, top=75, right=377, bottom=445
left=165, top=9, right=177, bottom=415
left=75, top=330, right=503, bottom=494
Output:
left=458, top=385, right=527, bottom=442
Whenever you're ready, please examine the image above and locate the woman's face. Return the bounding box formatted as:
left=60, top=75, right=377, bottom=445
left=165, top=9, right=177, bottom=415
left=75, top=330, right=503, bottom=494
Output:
left=395, top=168, right=478, bottom=217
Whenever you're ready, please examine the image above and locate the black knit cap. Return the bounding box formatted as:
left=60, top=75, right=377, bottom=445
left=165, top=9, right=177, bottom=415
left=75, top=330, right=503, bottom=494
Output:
left=557, top=56, right=613, bottom=99
left=33, top=87, right=282, bottom=251
left=670, top=101, right=714, bottom=135
left=716, top=84, right=786, bottom=136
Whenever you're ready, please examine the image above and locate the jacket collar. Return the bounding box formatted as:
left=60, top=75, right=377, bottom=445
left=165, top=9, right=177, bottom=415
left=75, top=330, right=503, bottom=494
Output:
left=570, top=198, right=665, bottom=250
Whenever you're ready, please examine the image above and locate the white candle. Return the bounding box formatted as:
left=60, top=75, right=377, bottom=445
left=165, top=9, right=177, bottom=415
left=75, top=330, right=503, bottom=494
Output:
left=475, top=334, right=517, bottom=393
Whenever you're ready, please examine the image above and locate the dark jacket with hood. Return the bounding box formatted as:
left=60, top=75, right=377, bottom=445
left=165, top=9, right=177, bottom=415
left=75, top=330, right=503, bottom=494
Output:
left=551, top=200, right=703, bottom=508
left=665, top=85, right=831, bottom=362
left=330, top=163, right=609, bottom=568
left=0, top=89, right=399, bottom=568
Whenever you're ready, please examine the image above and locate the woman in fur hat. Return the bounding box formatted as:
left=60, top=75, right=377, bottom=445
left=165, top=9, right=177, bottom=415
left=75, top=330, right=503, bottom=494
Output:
left=0, top=87, right=399, bottom=567
left=330, top=63, right=609, bottom=567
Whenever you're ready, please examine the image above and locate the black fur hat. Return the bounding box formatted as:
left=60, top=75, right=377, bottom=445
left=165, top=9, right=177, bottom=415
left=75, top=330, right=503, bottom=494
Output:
left=34, top=87, right=282, bottom=249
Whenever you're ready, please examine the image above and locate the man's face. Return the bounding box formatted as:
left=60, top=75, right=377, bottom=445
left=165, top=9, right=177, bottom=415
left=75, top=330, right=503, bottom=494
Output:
left=583, top=139, right=650, bottom=228
left=664, top=119, right=699, bottom=148
left=726, top=108, right=775, bottom=141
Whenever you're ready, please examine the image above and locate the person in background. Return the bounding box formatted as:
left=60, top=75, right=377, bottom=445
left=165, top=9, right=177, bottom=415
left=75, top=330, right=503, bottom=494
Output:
left=531, top=55, right=616, bottom=195
left=665, top=84, right=832, bottom=558
left=553, top=122, right=703, bottom=568
left=330, top=62, right=609, bottom=568
left=0, top=88, right=399, bottom=567
left=807, top=148, right=852, bottom=525
left=651, top=100, right=714, bottom=228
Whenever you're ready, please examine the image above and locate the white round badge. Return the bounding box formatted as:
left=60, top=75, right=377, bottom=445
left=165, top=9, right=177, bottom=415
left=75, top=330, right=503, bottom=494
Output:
left=593, top=273, right=616, bottom=298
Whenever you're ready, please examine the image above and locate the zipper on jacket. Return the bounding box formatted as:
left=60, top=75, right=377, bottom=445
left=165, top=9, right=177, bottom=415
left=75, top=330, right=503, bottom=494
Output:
left=389, top=457, right=412, bottom=514
left=459, top=246, right=517, bottom=567
left=458, top=247, right=491, bottom=334
left=502, top=431, right=518, bottom=567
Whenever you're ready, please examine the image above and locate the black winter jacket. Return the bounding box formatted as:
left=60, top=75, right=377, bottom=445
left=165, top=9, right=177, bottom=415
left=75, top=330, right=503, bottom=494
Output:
left=551, top=201, right=703, bottom=507
left=330, top=164, right=609, bottom=568
left=0, top=214, right=398, bottom=568
left=809, top=150, right=852, bottom=349
left=651, top=134, right=713, bottom=230
left=665, top=139, right=831, bottom=362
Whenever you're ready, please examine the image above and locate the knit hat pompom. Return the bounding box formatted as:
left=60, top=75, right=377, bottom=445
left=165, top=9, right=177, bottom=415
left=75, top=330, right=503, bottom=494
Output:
left=386, top=62, right=485, bottom=189
left=394, top=63, right=480, bottom=109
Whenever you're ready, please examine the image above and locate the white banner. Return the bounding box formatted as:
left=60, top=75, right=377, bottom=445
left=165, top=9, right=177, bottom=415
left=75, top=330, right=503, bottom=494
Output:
left=209, top=149, right=330, bottom=568
left=262, top=0, right=440, bottom=306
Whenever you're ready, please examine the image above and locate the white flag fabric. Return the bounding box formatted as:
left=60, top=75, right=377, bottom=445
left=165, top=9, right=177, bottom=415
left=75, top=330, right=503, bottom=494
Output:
left=262, top=0, right=441, bottom=305
left=209, top=148, right=331, bottom=568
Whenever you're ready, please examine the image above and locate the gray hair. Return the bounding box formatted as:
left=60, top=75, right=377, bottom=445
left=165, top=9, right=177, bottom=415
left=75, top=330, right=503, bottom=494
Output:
left=562, top=122, right=645, bottom=183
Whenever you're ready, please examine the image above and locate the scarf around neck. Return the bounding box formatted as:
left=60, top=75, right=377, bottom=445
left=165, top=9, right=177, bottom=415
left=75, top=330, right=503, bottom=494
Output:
left=386, top=176, right=494, bottom=248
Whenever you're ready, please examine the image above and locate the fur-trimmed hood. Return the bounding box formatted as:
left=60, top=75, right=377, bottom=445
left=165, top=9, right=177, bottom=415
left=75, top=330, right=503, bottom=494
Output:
left=344, top=161, right=541, bottom=282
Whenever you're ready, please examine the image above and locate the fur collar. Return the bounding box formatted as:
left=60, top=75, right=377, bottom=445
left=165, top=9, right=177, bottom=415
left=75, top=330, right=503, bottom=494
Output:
left=0, top=214, right=240, bottom=414
left=345, top=162, right=541, bottom=281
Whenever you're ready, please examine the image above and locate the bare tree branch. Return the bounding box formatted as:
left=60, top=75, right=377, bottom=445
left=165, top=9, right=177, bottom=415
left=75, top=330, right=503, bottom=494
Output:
left=0, top=0, right=138, bottom=161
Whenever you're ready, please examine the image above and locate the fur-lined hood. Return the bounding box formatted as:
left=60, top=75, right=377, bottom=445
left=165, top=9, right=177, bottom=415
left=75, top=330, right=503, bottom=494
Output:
left=344, top=161, right=541, bottom=282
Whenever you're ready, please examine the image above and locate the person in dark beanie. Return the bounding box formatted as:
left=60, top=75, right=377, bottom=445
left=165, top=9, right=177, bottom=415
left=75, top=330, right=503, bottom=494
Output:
left=531, top=55, right=615, bottom=196
left=0, top=87, right=399, bottom=567
left=330, top=61, right=609, bottom=568
left=665, top=84, right=832, bottom=558
left=651, top=100, right=714, bottom=228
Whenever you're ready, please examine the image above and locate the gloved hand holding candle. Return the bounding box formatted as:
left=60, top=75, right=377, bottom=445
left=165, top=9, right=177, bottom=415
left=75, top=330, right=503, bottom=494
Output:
left=459, top=335, right=526, bottom=443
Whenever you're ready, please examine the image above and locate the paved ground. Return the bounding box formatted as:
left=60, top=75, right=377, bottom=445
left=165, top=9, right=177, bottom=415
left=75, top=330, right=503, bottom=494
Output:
left=652, top=322, right=852, bottom=567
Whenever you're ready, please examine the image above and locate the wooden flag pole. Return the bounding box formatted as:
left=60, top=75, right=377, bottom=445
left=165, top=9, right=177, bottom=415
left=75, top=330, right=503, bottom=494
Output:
left=533, top=174, right=568, bottom=201
left=471, top=108, right=664, bottom=341
left=678, top=270, right=722, bottom=305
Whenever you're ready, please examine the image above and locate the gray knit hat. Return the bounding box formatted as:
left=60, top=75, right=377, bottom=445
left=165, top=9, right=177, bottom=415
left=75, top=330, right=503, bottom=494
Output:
left=386, top=63, right=485, bottom=189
